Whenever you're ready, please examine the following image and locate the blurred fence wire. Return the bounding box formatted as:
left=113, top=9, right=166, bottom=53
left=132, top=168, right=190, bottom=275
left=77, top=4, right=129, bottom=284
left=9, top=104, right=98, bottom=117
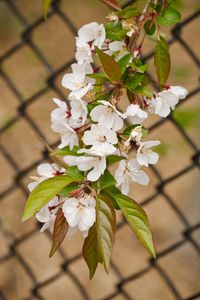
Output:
left=0, top=0, right=200, bottom=299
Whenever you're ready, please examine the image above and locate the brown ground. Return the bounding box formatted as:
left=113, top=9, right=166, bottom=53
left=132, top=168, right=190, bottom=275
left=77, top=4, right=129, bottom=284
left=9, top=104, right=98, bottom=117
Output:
left=0, top=0, right=200, bottom=299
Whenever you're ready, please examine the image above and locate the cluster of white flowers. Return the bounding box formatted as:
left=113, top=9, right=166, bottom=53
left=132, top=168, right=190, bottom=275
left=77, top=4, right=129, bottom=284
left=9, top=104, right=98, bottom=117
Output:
left=29, top=21, right=188, bottom=238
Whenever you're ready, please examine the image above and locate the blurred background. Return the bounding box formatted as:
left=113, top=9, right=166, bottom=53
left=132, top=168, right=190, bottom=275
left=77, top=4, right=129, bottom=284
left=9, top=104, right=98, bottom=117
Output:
left=0, top=0, right=200, bottom=299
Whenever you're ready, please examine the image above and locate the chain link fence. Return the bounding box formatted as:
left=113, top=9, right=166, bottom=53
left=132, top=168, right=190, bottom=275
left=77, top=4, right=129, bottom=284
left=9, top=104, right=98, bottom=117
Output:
left=0, top=0, right=199, bottom=299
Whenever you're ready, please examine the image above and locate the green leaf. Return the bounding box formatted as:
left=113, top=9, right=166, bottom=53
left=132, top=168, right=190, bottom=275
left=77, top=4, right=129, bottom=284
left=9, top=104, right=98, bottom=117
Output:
left=157, top=6, right=181, bottom=26
left=134, top=85, right=153, bottom=98
left=95, top=47, right=122, bottom=82
left=96, top=195, right=116, bottom=273
left=87, top=72, right=108, bottom=81
left=118, top=6, right=139, bottom=18
left=154, top=36, right=170, bottom=84
left=114, top=193, right=156, bottom=258
left=52, top=146, right=81, bottom=156
left=105, top=22, right=128, bottom=41
left=22, top=175, right=74, bottom=221
left=43, top=0, right=52, bottom=18
left=144, top=20, right=156, bottom=35
left=83, top=225, right=102, bottom=279
left=101, top=186, right=120, bottom=210
left=118, top=54, right=132, bottom=74
left=106, top=155, right=125, bottom=165
left=100, top=0, right=121, bottom=10
left=49, top=209, right=68, bottom=257
left=65, top=166, right=85, bottom=181
left=130, top=58, right=148, bottom=73
left=58, top=184, right=79, bottom=197
left=125, top=73, right=145, bottom=91
left=106, top=29, right=128, bottom=41
left=98, top=169, right=116, bottom=191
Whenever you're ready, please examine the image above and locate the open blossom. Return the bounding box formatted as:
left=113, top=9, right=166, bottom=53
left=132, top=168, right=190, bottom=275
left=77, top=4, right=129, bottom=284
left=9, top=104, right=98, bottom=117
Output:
left=168, top=85, right=188, bottom=100
left=51, top=98, right=69, bottom=122
left=64, top=151, right=106, bottom=181
left=82, top=124, right=118, bottom=156
left=36, top=197, right=60, bottom=232
left=136, top=140, right=160, bottom=167
left=52, top=120, right=79, bottom=149
left=62, top=195, right=96, bottom=236
left=28, top=163, right=65, bottom=232
left=115, top=159, right=149, bottom=195
left=153, top=90, right=178, bottom=117
left=148, top=86, right=188, bottom=118
left=62, top=63, right=93, bottom=99
left=90, top=100, right=124, bottom=131
left=124, top=104, right=148, bottom=124
left=75, top=38, right=93, bottom=65
left=108, top=41, right=130, bottom=60
left=77, top=22, right=106, bottom=49
left=28, top=163, right=65, bottom=191
left=70, top=97, right=88, bottom=126
left=52, top=97, right=87, bottom=128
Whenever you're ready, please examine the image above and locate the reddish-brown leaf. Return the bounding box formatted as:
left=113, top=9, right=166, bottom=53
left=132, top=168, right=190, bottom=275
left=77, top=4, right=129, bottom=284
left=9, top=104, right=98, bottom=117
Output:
left=49, top=208, right=68, bottom=257
left=100, top=0, right=121, bottom=11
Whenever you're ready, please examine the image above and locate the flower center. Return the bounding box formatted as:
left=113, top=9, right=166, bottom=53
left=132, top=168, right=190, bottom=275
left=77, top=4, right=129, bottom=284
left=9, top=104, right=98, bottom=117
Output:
left=98, top=134, right=106, bottom=142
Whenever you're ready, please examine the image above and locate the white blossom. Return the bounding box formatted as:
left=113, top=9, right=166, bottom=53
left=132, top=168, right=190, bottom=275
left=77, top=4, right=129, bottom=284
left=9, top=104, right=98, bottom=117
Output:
left=77, top=22, right=106, bottom=49
left=136, top=140, right=160, bottom=167
left=37, top=163, right=65, bottom=178
left=62, top=63, right=93, bottom=99
left=90, top=100, right=124, bottom=131
left=82, top=124, right=118, bottom=156
left=64, top=152, right=106, bottom=181
left=28, top=163, right=65, bottom=232
left=51, top=98, right=69, bottom=122
left=152, top=90, right=179, bottom=117
left=63, top=195, right=96, bottom=237
left=168, top=85, right=188, bottom=100
left=51, top=120, right=79, bottom=150
left=115, top=159, right=149, bottom=195
left=124, top=104, right=148, bottom=124
left=69, top=97, right=88, bottom=126
left=28, top=163, right=65, bottom=192
left=36, top=197, right=60, bottom=232
left=108, top=41, right=130, bottom=60
left=75, top=38, right=93, bottom=65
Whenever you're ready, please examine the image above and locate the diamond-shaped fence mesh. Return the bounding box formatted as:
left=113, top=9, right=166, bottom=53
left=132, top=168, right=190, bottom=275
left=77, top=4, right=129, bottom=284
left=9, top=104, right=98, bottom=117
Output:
left=0, top=0, right=199, bottom=299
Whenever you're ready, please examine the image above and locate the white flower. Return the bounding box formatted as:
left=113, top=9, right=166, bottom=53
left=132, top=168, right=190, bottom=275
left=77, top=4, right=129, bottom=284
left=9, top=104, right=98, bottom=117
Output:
left=37, top=163, right=65, bottom=178
left=153, top=90, right=179, bottom=117
left=51, top=98, right=69, bottom=122
left=36, top=197, right=59, bottom=232
left=27, top=163, right=64, bottom=232
left=70, top=97, right=88, bottom=126
left=28, top=163, right=65, bottom=191
left=168, top=85, right=188, bottom=100
left=51, top=120, right=79, bottom=150
left=62, top=63, right=93, bottom=99
left=125, top=125, right=143, bottom=146
left=62, top=195, right=96, bottom=236
left=82, top=124, right=118, bottom=156
left=75, top=38, right=93, bottom=65
left=136, top=140, right=160, bottom=167
left=115, top=159, right=149, bottom=195
left=64, top=152, right=106, bottom=181
left=108, top=41, right=130, bottom=60
left=124, top=104, right=148, bottom=124
left=90, top=100, right=124, bottom=131
left=78, top=22, right=106, bottom=49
